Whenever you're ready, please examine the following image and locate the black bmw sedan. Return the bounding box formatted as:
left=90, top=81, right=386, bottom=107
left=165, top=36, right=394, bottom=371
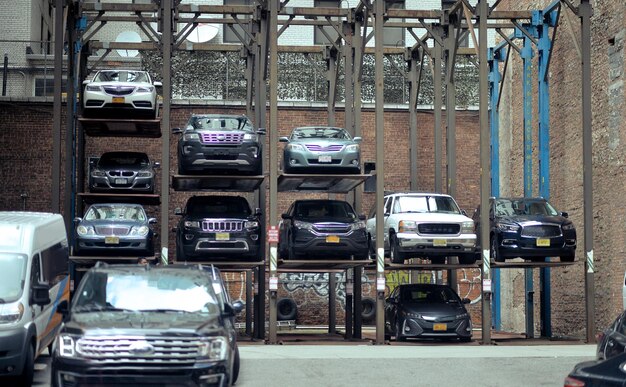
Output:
left=384, top=284, right=473, bottom=342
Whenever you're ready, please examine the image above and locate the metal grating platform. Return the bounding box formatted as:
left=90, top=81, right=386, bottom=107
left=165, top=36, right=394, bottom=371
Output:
left=79, top=117, right=162, bottom=137
left=172, top=175, right=265, bottom=192
left=78, top=192, right=161, bottom=205
left=277, top=174, right=370, bottom=193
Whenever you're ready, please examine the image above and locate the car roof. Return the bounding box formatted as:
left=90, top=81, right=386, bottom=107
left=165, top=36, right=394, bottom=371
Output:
left=385, top=192, right=452, bottom=198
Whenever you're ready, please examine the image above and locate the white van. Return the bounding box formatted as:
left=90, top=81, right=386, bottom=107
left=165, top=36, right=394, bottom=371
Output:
left=0, top=212, right=70, bottom=386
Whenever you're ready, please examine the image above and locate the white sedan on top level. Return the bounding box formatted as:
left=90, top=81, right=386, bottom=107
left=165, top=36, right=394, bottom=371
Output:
left=82, top=69, right=162, bottom=118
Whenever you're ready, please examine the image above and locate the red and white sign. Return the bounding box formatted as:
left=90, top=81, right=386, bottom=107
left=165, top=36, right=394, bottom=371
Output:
left=268, top=226, right=279, bottom=243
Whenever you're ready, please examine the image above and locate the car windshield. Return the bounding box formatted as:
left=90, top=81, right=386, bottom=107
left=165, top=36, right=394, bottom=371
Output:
left=93, top=70, right=149, bottom=83
left=187, top=198, right=251, bottom=216
left=98, top=153, right=149, bottom=167
left=85, top=205, right=147, bottom=221
left=291, top=127, right=351, bottom=140
left=73, top=269, right=221, bottom=315
left=495, top=199, right=558, bottom=216
left=294, top=201, right=357, bottom=221
left=401, top=286, right=459, bottom=304
left=0, top=253, right=27, bottom=303
left=394, top=196, right=461, bottom=214
left=189, top=116, right=254, bottom=132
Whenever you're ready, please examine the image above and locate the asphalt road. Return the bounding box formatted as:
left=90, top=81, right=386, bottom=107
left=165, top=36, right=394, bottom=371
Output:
left=27, top=342, right=595, bottom=387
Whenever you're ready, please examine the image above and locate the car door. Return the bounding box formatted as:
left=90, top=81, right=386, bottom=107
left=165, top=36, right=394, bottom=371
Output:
left=382, top=197, right=393, bottom=252
left=604, top=314, right=626, bottom=360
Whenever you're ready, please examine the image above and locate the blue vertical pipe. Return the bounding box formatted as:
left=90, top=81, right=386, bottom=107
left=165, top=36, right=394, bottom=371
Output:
left=522, top=33, right=535, bottom=338
left=538, top=9, right=556, bottom=338
left=488, top=47, right=502, bottom=330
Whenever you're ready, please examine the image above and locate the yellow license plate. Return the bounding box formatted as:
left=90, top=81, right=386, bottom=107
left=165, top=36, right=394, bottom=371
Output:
left=326, top=235, right=340, bottom=243
left=216, top=233, right=230, bottom=241
left=536, top=238, right=550, bottom=247
left=433, top=239, right=447, bottom=247
left=112, top=96, right=125, bottom=103
left=105, top=236, right=119, bottom=244
left=433, top=323, right=447, bottom=331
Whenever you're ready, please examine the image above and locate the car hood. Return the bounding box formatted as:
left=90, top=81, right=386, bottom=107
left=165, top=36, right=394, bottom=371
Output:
left=390, top=213, right=472, bottom=223
left=295, top=217, right=356, bottom=224
left=64, top=311, right=223, bottom=334
left=88, top=81, right=153, bottom=88
left=497, top=215, right=568, bottom=225
left=80, top=219, right=146, bottom=227
left=95, top=163, right=151, bottom=172
left=399, top=302, right=467, bottom=318
left=290, top=139, right=356, bottom=146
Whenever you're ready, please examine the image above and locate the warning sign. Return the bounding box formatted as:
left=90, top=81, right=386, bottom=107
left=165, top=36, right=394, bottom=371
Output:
left=267, top=226, right=279, bottom=243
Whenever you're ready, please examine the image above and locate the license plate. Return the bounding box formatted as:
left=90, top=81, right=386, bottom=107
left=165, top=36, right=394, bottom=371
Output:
left=326, top=235, right=340, bottom=243
left=433, top=239, right=447, bottom=247
left=318, top=155, right=332, bottom=163
left=536, top=238, right=550, bottom=247
left=216, top=233, right=230, bottom=241
left=105, top=236, right=119, bottom=244
left=433, top=323, right=447, bottom=331
left=115, top=178, right=127, bottom=184
left=112, top=97, right=125, bottom=103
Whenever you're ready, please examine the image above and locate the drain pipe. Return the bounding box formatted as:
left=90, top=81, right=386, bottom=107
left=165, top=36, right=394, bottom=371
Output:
left=2, top=53, right=7, bottom=96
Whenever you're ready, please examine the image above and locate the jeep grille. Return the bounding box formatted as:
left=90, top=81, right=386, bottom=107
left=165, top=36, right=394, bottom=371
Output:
left=202, top=220, right=244, bottom=232
left=418, top=223, right=460, bottom=235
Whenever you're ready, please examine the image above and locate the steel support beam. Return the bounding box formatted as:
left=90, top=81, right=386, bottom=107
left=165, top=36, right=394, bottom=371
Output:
left=52, top=0, right=64, bottom=215
left=329, top=273, right=337, bottom=334
left=408, top=50, right=419, bottom=191
left=432, top=29, right=443, bottom=193
left=160, top=0, right=173, bottom=266
left=65, top=4, right=77, bottom=236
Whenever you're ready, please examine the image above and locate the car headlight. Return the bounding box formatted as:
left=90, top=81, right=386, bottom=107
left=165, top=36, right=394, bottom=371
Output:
left=184, top=221, right=200, bottom=228
left=245, top=220, right=259, bottom=229
left=286, top=143, right=305, bottom=151
left=562, top=223, right=575, bottom=231
left=461, top=221, right=474, bottom=234
left=243, top=133, right=258, bottom=142
left=197, top=337, right=228, bottom=361
left=91, top=170, right=106, bottom=177
left=77, top=225, right=95, bottom=236
left=136, top=86, right=154, bottom=92
left=405, top=312, right=422, bottom=319
left=58, top=335, right=80, bottom=358
left=398, top=220, right=417, bottom=232
left=0, top=303, right=24, bottom=324
left=183, top=133, right=200, bottom=141
left=137, top=171, right=153, bottom=178
left=130, top=226, right=150, bottom=236
left=350, top=221, right=366, bottom=231
left=85, top=85, right=101, bottom=91
left=294, top=220, right=314, bottom=230
left=345, top=144, right=360, bottom=152
left=456, top=312, right=469, bottom=319
left=496, top=222, right=520, bottom=232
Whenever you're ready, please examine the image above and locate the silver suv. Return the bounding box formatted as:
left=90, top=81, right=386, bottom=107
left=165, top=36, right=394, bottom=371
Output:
left=366, top=192, right=477, bottom=264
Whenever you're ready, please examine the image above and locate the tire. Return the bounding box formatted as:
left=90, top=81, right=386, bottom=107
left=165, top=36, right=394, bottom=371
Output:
left=490, top=235, right=504, bottom=262
left=560, top=255, right=575, bottom=263
left=277, top=298, right=297, bottom=321
left=16, top=343, right=34, bottom=387
left=390, top=234, right=405, bottom=264
left=361, top=298, right=376, bottom=321
left=232, top=345, right=240, bottom=385
left=458, top=253, right=477, bottom=265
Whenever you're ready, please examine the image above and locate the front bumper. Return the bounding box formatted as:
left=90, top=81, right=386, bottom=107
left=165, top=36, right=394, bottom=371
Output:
left=179, top=142, right=262, bottom=174
left=283, top=149, right=360, bottom=173
left=179, top=230, right=261, bottom=261
left=75, top=235, right=153, bottom=256
left=397, top=316, right=472, bottom=339
left=0, top=326, right=28, bottom=376
left=52, top=357, right=229, bottom=387
left=291, top=229, right=369, bottom=259
left=496, top=230, right=577, bottom=259
left=396, top=232, right=477, bottom=257
left=83, top=90, right=156, bottom=111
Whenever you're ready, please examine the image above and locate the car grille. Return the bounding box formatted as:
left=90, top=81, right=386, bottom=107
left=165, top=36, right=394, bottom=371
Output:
left=103, top=86, right=135, bottom=96
left=202, top=220, right=243, bottom=232
left=95, top=226, right=130, bottom=235
left=305, top=144, right=344, bottom=152
left=107, top=171, right=135, bottom=177
left=521, top=224, right=561, bottom=237
left=418, top=223, right=461, bottom=235
left=200, top=132, right=244, bottom=145
left=313, top=223, right=351, bottom=234
left=75, top=336, right=203, bottom=364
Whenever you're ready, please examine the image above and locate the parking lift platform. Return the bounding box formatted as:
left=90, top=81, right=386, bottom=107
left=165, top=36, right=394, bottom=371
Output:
left=277, top=259, right=373, bottom=271
left=171, top=260, right=265, bottom=270
left=277, top=173, right=370, bottom=193
left=78, top=192, right=161, bottom=206
left=78, top=117, right=162, bottom=138
left=172, top=175, right=265, bottom=192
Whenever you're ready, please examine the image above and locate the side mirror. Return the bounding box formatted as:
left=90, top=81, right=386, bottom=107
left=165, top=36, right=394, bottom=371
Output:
left=281, top=213, right=291, bottom=220
left=279, top=136, right=289, bottom=143
left=561, top=212, right=569, bottom=218
left=255, top=208, right=262, bottom=216
left=383, top=212, right=390, bottom=217
left=148, top=217, right=157, bottom=224
left=73, top=217, right=82, bottom=223
left=353, top=136, right=362, bottom=142
left=223, top=302, right=238, bottom=317
left=461, top=209, right=467, bottom=216
left=257, top=128, right=267, bottom=135
left=462, top=298, right=471, bottom=304
left=153, top=81, right=163, bottom=87
left=31, top=283, right=50, bottom=306
left=358, top=214, right=366, bottom=221
left=231, top=300, right=245, bottom=314
left=172, top=127, right=183, bottom=134
left=174, top=207, right=183, bottom=215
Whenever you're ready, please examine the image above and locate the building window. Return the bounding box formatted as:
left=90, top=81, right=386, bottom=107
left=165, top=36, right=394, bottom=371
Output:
left=223, top=0, right=251, bottom=44
left=384, top=1, right=405, bottom=47
left=314, top=0, right=340, bottom=45
left=34, top=77, right=67, bottom=97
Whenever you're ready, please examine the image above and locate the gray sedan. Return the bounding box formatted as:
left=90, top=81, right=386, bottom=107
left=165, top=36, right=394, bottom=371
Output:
left=279, top=126, right=361, bottom=174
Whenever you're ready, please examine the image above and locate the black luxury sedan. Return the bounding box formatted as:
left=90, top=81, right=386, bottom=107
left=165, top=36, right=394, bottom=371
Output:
left=278, top=199, right=369, bottom=260
left=564, top=352, right=626, bottom=387
left=597, top=309, right=626, bottom=361
left=473, top=197, right=577, bottom=262
left=384, top=284, right=473, bottom=342
left=89, top=151, right=159, bottom=194
left=51, top=263, right=241, bottom=387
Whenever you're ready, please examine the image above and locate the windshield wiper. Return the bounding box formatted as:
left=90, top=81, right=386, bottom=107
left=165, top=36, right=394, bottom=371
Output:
left=140, top=308, right=192, bottom=313
left=74, top=304, right=134, bottom=313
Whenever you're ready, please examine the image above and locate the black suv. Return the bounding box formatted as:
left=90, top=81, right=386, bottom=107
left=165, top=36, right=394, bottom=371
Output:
left=89, top=151, right=159, bottom=194
left=176, top=195, right=262, bottom=262
left=473, top=197, right=577, bottom=262
left=174, top=114, right=265, bottom=175
left=278, top=199, right=369, bottom=260
left=51, top=263, right=242, bottom=387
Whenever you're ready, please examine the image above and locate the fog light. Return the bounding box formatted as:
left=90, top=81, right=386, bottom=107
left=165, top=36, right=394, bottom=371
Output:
left=289, top=159, right=298, bottom=165
left=62, top=373, right=76, bottom=382
left=183, top=146, right=193, bottom=154
left=185, top=234, right=194, bottom=241
left=200, top=375, right=222, bottom=384
left=251, top=234, right=258, bottom=241
left=351, top=160, right=359, bottom=166
left=6, top=366, right=14, bottom=372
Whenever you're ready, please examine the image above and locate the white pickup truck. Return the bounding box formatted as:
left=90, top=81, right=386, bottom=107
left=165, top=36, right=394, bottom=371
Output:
left=366, top=192, right=478, bottom=264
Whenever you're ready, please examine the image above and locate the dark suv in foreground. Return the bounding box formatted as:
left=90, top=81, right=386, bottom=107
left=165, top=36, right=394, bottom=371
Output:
left=473, top=197, right=577, bottom=262
left=174, top=114, right=265, bottom=175
left=51, top=263, right=241, bottom=387
left=176, top=195, right=262, bottom=262
left=278, top=199, right=369, bottom=260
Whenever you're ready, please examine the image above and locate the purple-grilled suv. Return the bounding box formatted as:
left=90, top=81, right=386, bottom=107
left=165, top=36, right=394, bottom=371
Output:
left=174, top=114, right=265, bottom=175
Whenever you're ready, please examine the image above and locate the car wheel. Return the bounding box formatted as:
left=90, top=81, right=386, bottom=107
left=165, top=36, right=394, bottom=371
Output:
left=16, top=343, right=34, bottom=387
left=490, top=235, right=504, bottom=262
left=361, top=298, right=376, bottom=321
left=458, top=253, right=477, bottom=265
left=560, top=255, right=575, bottom=262
left=390, top=235, right=405, bottom=264
left=368, top=235, right=376, bottom=258
left=232, top=345, right=240, bottom=385
left=460, top=336, right=472, bottom=343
